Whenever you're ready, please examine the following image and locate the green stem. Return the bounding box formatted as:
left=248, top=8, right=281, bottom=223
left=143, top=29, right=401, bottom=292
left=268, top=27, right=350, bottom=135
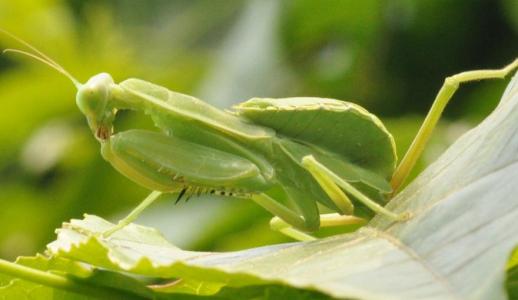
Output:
left=0, top=258, right=145, bottom=299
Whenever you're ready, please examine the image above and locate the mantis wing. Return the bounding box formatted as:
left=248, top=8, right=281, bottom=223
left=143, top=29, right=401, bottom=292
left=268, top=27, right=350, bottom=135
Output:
left=234, top=97, right=396, bottom=180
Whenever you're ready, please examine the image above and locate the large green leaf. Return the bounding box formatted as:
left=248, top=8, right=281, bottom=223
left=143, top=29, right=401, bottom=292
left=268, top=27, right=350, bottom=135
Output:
left=43, top=71, right=518, bottom=299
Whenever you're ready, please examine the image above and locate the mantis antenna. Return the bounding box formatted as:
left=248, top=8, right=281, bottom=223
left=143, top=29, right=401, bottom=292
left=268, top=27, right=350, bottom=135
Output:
left=0, top=29, right=81, bottom=88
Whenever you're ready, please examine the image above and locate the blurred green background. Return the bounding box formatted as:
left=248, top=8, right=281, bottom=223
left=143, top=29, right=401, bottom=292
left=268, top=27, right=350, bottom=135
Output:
left=0, top=0, right=517, bottom=260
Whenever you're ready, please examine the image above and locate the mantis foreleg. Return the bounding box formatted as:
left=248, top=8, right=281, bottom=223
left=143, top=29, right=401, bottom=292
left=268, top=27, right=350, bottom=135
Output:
left=97, top=129, right=273, bottom=237
left=391, top=59, right=518, bottom=193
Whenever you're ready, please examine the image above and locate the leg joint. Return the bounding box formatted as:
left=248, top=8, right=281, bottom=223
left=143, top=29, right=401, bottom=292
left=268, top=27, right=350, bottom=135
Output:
left=444, top=76, right=459, bottom=89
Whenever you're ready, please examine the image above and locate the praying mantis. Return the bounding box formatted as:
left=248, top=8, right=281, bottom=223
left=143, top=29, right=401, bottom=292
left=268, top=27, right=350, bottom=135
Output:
left=3, top=30, right=517, bottom=241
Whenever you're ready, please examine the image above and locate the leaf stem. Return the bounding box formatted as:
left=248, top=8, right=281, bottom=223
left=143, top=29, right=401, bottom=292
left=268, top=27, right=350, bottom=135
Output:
left=0, top=258, right=146, bottom=299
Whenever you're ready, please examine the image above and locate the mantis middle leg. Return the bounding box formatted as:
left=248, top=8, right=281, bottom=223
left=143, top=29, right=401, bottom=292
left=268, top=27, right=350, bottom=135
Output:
left=301, top=155, right=410, bottom=221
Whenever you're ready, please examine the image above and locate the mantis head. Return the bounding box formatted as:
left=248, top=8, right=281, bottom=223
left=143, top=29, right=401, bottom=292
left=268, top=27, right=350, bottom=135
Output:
left=76, top=73, right=116, bottom=140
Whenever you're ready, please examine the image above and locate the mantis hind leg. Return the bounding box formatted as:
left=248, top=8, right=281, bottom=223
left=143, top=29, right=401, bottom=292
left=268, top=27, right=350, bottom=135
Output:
left=301, top=155, right=410, bottom=221
left=391, top=59, right=518, bottom=193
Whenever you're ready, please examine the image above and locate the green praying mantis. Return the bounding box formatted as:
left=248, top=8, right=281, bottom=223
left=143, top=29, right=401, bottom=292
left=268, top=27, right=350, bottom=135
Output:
left=2, top=30, right=518, bottom=241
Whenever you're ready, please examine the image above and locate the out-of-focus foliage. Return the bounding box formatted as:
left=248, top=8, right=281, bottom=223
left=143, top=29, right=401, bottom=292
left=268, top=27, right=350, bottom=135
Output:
left=0, top=0, right=516, bottom=263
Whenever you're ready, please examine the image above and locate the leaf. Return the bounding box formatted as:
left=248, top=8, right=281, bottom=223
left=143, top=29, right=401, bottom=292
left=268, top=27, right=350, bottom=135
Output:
left=46, top=71, right=518, bottom=300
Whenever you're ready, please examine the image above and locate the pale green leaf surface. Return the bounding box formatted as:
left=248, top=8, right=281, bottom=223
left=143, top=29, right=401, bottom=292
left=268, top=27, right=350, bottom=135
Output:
left=47, top=72, right=518, bottom=300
